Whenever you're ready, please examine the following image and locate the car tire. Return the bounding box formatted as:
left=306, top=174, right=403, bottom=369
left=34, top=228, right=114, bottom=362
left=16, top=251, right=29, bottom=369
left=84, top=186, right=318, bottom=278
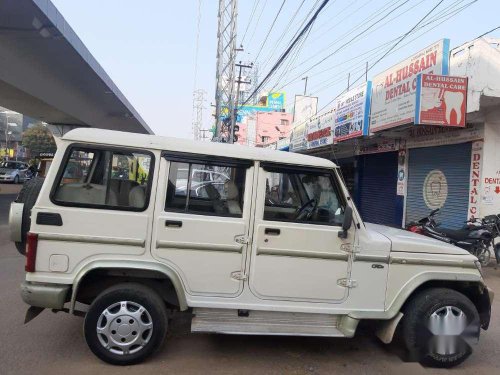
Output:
left=84, top=283, right=168, bottom=365
left=14, top=177, right=45, bottom=255
left=13, top=175, right=19, bottom=184
left=403, top=287, right=480, bottom=368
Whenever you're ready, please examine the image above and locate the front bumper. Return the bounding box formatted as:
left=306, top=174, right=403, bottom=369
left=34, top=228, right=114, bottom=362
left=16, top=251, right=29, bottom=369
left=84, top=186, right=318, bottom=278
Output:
left=0, top=175, right=15, bottom=182
left=20, top=281, right=70, bottom=309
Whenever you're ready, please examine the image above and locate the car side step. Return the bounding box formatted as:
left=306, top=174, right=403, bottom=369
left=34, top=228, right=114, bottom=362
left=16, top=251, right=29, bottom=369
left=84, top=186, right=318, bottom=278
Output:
left=191, top=308, right=354, bottom=337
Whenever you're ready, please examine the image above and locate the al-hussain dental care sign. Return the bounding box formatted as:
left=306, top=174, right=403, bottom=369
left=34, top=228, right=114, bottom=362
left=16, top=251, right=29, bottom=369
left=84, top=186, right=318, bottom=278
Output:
left=415, top=74, right=467, bottom=127
left=370, top=39, right=450, bottom=132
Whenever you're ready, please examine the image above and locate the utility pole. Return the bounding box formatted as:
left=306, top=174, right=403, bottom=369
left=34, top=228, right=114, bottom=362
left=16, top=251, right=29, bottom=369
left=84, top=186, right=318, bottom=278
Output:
left=214, top=0, right=238, bottom=141
left=302, top=76, right=308, bottom=95
left=192, top=89, right=206, bottom=140
left=229, top=61, right=252, bottom=144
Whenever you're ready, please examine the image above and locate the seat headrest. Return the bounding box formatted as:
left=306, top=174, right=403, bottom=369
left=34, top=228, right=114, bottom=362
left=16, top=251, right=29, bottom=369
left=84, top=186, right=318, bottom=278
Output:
left=225, top=181, right=239, bottom=200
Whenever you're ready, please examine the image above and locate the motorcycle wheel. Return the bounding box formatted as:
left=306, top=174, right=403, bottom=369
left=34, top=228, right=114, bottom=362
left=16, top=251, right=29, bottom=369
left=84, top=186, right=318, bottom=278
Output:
left=477, top=249, right=491, bottom=267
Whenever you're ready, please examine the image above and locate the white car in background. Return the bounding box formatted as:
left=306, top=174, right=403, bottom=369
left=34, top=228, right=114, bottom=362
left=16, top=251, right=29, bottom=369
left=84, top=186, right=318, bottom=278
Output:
left=0, top=161, right=29, bottom=183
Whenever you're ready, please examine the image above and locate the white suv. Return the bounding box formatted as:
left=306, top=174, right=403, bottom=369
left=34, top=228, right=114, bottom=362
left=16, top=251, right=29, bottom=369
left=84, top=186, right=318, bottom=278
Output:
left=9, top=128, right=493, bottom=367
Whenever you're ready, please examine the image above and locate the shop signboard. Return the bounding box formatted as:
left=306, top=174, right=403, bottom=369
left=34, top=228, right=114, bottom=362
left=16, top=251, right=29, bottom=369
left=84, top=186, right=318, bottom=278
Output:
left=289, top=122, right=307, bottom=152
left=370, top=39, right=450, bottom=132
left=306, top=110, right=334, bottom=149
left=333, top=82, right=372, bottom=142
left=293, top=95, right=318, bottom=124
left=415, top=74, right=467, bottom=127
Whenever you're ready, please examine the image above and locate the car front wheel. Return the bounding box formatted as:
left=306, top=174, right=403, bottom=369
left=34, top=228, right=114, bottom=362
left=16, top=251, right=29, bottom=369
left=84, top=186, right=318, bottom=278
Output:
left=84, top=283, right=168, bottom=365
left=403, top=287, right=480, bottom=368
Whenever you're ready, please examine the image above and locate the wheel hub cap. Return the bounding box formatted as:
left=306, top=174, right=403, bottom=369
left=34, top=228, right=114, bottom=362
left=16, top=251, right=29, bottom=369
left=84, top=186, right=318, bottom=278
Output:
left=96, top=301, right=153, bottom=355
left=428, top=305, right=467, bottom=355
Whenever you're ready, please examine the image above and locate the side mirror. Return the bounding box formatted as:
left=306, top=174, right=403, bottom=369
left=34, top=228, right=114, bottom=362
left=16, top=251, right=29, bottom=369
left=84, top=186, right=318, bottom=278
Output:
left=338, top=205, right=353, bottom=239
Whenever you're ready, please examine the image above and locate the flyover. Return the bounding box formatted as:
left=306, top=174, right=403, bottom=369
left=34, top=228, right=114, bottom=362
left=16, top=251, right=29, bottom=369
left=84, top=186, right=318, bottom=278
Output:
left=0, top=0, right=152, bottom=135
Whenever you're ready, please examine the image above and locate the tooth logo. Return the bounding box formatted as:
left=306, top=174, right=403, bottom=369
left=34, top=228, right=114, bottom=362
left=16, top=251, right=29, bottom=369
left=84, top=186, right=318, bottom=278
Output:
left=443, top=91, right=464, bottom=124
left=423, top=170, right=448, bottom=210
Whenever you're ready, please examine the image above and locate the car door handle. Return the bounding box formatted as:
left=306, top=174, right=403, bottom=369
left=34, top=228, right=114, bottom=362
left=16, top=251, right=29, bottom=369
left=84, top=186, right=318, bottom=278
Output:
left=165, top=220, right=182, bottom=228
left=265, top=228, right=280, bottom=236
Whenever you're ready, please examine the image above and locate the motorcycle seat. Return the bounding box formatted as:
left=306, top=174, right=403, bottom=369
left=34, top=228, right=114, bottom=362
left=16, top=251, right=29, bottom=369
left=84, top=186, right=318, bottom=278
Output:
left=437, top=227, right=471, bottom=241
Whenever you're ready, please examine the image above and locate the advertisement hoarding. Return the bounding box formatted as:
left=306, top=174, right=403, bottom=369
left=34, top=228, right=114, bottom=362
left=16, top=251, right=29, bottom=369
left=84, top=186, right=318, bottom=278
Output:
left=306, top=111, right=334, bottom=149
left=333, top=82, right=372, bottom=142
left=370, top=39, right=450, bottom=132
left=415, top=74, right=467, bottom=127
left=289, top=122, right=307, bottom=152
left=293, top=95, right=318, bottom=124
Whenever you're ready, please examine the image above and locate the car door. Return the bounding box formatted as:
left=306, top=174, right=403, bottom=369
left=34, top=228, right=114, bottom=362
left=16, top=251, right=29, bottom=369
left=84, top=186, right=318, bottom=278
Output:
left=248, top=163, right=352, bottom=303
left=151, top=153, right=254, bottom=297
left=32, top=145, right=156, bottom=275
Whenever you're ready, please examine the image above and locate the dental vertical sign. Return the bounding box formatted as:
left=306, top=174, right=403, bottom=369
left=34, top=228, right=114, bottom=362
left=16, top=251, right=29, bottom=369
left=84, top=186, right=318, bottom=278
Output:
left=468, top=141, right=483, bottom=220
left=370, top=39, right=449, bottom=132
left=415, top=74, right=467, bottom=127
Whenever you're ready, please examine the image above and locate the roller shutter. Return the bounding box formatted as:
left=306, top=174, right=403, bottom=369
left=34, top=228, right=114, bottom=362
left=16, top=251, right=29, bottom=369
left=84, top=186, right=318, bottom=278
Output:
left=406, top=142, right=471, bottom=228
left=358, top=152, right=403, bottom=227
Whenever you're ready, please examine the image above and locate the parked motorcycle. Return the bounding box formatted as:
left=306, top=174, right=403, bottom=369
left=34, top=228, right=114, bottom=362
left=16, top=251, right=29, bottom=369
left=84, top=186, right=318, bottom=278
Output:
left=406, top=209, right=498, bottom=266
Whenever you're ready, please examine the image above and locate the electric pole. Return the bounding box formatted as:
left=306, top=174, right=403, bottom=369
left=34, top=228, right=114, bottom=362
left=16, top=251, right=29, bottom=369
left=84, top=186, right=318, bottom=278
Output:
left=229, top=61, right=252, bottom=144
left=302, top=76, right=308, bottom=95
left=214, top=0, right=238, bottom=142
left=192, top=89, right=206, bottom=140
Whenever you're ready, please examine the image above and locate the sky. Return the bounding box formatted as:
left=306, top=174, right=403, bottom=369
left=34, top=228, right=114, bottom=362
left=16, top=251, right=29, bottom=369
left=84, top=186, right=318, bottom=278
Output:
left=50, top=0, right=500, bottom=138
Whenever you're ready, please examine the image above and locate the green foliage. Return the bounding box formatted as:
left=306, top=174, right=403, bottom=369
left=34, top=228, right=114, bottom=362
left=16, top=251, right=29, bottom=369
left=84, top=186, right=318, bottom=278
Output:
left=22, top=125, right=56, bottom=156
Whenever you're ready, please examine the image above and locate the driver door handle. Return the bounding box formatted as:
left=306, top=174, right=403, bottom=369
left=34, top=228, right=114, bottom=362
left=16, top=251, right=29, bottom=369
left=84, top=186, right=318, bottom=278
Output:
left=265, top=228, right=280, bottom=236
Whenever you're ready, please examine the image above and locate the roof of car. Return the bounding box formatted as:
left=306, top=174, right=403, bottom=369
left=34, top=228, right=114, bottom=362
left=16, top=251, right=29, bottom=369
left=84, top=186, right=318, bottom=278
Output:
left=61, top=128, right=337, bottom=169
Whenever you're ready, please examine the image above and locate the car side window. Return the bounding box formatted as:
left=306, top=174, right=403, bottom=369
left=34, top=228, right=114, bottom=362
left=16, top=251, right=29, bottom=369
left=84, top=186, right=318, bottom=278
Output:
left=165, top=160, right=246, bottom=217
left=263, top=167, right=345, bottom=226
left=52, top=147, right=153, bottom=210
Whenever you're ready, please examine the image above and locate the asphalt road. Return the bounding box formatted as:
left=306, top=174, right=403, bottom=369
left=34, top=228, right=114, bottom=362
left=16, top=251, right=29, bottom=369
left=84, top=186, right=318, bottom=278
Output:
left=0, top=187, right=499, bottom=375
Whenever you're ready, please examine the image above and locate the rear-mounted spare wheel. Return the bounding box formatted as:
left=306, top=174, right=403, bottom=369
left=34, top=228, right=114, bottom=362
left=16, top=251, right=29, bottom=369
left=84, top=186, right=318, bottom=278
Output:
left=13, top=177, right=44, bottom=256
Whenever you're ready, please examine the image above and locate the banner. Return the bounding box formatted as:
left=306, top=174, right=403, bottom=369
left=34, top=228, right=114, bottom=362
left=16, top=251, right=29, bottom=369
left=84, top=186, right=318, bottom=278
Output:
left=306, top=111, right=334, bottom=149
left=415, top=74, right=467, bottom=127
left=293, top=95, right=318, bottom=124
left=333, top=82, right=372, bottom=142
left=289, top=122, right=307, bottom=152
left=370, top=39, right=450, bottom=132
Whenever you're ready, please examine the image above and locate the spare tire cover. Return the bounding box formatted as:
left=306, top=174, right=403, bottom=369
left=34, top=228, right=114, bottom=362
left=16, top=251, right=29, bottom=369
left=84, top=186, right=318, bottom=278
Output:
left=15, top=177, right=45, bottom=255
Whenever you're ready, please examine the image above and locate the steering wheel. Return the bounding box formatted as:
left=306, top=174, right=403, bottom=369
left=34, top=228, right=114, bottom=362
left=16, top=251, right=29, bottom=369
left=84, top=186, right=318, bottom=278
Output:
left=295, top=199, right=317, bottom=221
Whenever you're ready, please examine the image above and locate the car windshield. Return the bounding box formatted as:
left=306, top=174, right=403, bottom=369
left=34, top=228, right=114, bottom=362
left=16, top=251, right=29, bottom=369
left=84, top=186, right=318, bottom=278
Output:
left=0, top=162, right=20, bottom=169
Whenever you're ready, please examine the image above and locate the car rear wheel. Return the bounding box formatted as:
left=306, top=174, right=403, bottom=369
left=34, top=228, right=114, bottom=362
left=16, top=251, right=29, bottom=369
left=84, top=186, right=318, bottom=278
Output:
left=403, top=288, right=480, bottom=368
left=84, top=283, right=168, bottom=365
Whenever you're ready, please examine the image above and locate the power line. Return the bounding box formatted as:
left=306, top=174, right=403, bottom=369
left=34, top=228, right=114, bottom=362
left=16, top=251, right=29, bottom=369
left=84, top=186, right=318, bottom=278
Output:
left=317, top=0, right=446, bottom=115
left=474, top=25, right=500, bottom=39
left=278, top=0, right=474, bottom=91
left=281, top=0, right=412, bottom=87
left=309, top=0, right=477, bottom=98
left=254, top=0, right=287, bottom=62
left=246, top=0, right=269, bottom=50
left=240, top=0, right=260, bottom=46
left=259, top=0, right=308, bottom=68
left=242, top=0, right=331, bottom=106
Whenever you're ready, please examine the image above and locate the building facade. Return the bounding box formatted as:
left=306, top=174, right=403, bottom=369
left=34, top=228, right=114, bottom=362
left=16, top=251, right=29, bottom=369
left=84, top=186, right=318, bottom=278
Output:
left=236, top=111, right=292, bottom=147
left=294, top=37, right=500, bottom=228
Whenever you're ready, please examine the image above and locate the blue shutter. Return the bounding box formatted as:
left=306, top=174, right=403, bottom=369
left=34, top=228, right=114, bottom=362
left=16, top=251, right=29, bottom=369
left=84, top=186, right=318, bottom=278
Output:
left=358, top=152, right=403, bottom=227
left=406, top=142, right=471, bottom=228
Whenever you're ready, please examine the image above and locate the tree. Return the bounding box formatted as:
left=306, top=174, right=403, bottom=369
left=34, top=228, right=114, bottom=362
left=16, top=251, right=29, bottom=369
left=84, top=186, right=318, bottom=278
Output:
left=22, top=124, right=56, bottom=157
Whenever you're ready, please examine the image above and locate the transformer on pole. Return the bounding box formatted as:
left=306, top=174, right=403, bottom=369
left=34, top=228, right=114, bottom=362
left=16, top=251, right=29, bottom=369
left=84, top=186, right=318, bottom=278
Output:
left=214, top=0, right=238, bottom=142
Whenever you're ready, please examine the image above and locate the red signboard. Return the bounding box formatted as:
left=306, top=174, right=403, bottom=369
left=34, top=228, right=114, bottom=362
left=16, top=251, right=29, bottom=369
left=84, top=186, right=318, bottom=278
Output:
left=415, top=74, right=467, bottom=127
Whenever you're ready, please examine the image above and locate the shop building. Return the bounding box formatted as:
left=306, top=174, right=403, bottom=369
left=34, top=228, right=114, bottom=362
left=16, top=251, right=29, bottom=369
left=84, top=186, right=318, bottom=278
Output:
left=235, top=111, right=292, bottom=147
left=294, top=37, right=500, bottom=228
